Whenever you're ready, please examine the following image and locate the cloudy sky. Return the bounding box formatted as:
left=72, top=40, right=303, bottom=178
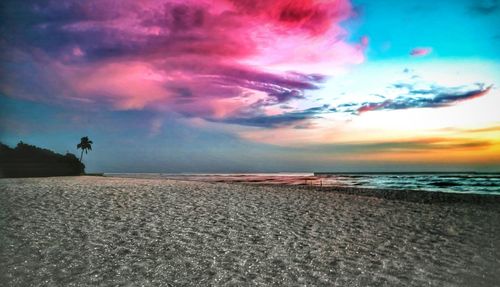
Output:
left=1, top=0, right=499, bottom=172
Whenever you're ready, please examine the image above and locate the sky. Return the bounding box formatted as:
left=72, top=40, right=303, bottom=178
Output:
left=1, top=0, right=499, bottom=173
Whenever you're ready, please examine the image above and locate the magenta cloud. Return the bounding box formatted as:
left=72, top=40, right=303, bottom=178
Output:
left=0, top=0, right=365, bottom=127
left=410, top=47, right=432, bottom=57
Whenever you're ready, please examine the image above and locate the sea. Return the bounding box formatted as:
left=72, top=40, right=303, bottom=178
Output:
left=106, top=172, right=500, bottom=195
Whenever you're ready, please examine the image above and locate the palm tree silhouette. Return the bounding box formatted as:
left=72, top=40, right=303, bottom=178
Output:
left=77, top=136, right=93, bottom=162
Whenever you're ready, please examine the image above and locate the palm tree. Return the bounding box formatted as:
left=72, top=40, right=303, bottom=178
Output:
left=77, top=136, right=93, bottom=162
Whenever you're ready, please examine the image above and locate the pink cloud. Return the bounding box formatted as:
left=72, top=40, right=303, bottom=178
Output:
left=360, top=36, right=369, bottom=47
left=70, top=62, right=171, bottom=110
left=1, top=0, right=364, bottom=127
left=410, top=47, right=432, bottom=57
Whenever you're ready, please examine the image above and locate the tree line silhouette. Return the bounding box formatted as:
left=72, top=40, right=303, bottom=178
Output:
left=0, top=137, right=92, bottom=178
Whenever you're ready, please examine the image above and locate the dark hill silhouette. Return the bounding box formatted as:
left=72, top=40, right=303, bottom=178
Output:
left=0, top=141, right=85, bottom=178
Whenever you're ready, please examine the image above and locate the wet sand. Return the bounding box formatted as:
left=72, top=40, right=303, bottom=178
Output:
left=1, top=176, right=499, bottom=286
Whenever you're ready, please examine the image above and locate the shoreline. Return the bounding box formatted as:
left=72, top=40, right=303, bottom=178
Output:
left=104, top=174, right=500, bottom=205
left=283, top=184, right=500, bottom=204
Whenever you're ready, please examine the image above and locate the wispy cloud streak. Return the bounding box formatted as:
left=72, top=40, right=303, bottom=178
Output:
left=328, top=82, right=493, bottom=115
left=356, top=84, right=492, bottom=113
left=217, top=105, right=330, bottom=128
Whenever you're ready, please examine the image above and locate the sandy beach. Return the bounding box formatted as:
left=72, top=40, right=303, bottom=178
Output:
left=1, top=176, right=499, bottom=286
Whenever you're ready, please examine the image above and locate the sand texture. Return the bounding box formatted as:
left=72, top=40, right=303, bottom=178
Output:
left=1, top=176, right=499, bottom=286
